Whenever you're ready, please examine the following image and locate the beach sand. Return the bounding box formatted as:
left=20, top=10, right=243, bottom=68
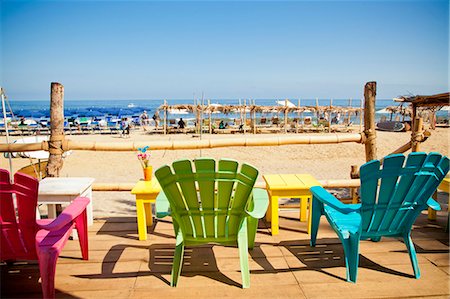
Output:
left=1, top=127, right=448, bottom=217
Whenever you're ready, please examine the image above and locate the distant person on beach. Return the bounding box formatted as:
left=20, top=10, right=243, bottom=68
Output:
left=121, top=118, right=130, bottom=137
left=140, top=110, right=149, bottom=126
left=178, top=118, right=186, bottom=129
left=219, top=120, right=225, bottom=129
left=152, top=111, right=160, bottom=128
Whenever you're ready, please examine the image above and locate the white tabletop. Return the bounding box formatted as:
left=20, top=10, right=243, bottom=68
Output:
left=39, top=177, right=95, bottom=196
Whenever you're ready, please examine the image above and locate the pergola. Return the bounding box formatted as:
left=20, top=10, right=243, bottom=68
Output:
left=395, top=92, right=449, bottom=127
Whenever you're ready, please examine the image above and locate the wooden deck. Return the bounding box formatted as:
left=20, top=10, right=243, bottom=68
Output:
left=2, top=210, right=449, bottom=298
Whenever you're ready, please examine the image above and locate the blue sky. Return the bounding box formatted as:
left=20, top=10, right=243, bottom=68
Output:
left=1, top=0, right=448, bottom=100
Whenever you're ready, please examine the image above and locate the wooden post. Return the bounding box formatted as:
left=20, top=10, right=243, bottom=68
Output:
left=208, top=99, right=212, bottom=134
left=359, top=98, right=363, bottom=132
left=243, top=99, right=247, bottom=134
left=363, top=81, right=377, bottom=162
left=284, top=99, right=288, bottom=133
left=163, top=100, right=167, bottom=135
left=297, top=99, right=300, bottom=133
left=411, top=103, right=417, bottom=131
left=46, top=82, right=65, bottom=177
left=315, top=98, right=319, bottom=125
left=252, top=99, right=256, bottom=134
left=411, top=117, right=423, bottom=152
left=328, top=98, right=332, bottom=133
left=350, top=165, right=360, bottom=203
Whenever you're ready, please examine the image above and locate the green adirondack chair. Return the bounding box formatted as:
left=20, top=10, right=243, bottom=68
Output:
left=154, top=158, right=269, bottom=288
left=310, top=152, right=449, bottom=282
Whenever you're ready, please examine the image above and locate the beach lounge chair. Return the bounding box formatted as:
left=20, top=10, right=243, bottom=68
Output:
left=260, top=117, right=267, bottom=125
left=17, top=160, right=48, bottom=180
left=155, top=158, right=269, bottom=288
left=271, top=117, right=279, bottom=126
left=309, top=152, right=449, bottom=282
left=0, top=169, right=90, bottom=298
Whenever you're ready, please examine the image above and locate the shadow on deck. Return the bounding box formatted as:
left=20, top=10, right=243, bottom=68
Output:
left=2, top=211, right=449, bottom=298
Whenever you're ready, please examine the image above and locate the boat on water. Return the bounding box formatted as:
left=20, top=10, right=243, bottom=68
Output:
left=127, top=103, right=136, bottom=108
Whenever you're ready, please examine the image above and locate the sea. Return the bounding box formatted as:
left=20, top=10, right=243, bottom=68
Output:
left=3, top=98, right=448, bottom=124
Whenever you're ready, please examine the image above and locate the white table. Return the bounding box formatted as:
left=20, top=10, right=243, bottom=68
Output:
left=38, top=177, right=95, bottom=226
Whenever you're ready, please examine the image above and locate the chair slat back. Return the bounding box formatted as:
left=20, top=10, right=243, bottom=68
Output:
left=155, top=158, right=258, bottom=242
left=0, top=170, right=39, bottom=261
left=360, top=152, right=449, bottom=236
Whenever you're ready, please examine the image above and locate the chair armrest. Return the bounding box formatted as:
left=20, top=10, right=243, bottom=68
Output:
left=37, top=197, right=90, bottom=231
left=310, top=186, right=360, bottom=214
left=245, top=188, right=269, bottom=219
left=156, top=191, right=171, bottom=218
left=426, top=197, right=441, bottom=211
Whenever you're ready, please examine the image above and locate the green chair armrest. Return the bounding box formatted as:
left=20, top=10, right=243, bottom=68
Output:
left=310, top=186, right=361, bottom=214
left=245, top=188, right=269, bottom=219
left=156, top=191, right=171, bottom=218
left=426, top=197, right=441, bottom=211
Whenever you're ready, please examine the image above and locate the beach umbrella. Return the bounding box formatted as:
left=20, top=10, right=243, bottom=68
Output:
left=85, top=110, right=103, bottom=117
left=376, top=108, right=390, bottom=114
left=168, top=108, right=189, bottom=114
left=24, top=119, right=38, bottom=125
left=276, top=100, right=296, bottom=108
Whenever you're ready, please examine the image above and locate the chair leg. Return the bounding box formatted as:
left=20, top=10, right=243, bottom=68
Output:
left=246, top=216, right=258, bottom=250
left=310, top=197, right=323, bottom=247
left=38, top=250, right=58, bottom=299
left=238, top=219, right=250, bottom=288
left=341, top=233, right=360, bottom=283
left=171, top=229, right=184, bottom=287
left=75, top=210, right=89, bottom=260
left=403, top=233, right=420, bottom=279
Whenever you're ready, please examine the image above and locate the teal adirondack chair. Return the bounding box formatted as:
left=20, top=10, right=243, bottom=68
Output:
left=155, top=158, right=269, bottom=288
left=310, top=152, right=449, bottom=282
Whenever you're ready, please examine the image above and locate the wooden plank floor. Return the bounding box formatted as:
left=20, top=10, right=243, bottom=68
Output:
left=2, top=210, right=449, bottom=298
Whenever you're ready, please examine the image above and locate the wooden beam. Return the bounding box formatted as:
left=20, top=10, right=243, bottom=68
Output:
left=363, top=81, right=377, bottom=162
left=46, top=82, right=64, bottom=177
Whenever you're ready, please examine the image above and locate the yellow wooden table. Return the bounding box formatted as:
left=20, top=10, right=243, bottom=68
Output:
left=429, top=178, right=450, bottom=220
left=131, top=180, right=161, bottom=241
left=263, top=174, right=321, bottom=235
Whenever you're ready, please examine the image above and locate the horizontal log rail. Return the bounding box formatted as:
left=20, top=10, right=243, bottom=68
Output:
left=92, top=179, right=361, bottom=192
left=0, top=133, right=363, bottom=153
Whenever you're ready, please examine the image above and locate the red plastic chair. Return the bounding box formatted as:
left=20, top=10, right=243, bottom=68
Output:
left=0, top=168, right=89, bottom=298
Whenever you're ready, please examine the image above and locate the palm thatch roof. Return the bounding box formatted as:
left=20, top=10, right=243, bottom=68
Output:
left=394, top=92, right=449, bottom=108
left=157, top=102, right=362, bottom=115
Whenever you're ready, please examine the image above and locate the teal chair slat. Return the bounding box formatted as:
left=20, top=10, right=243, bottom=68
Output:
left=377, top=153, right=427, bottom=232
left=364, top=154, right=405, bottom=233
left=155, top=158, right=268, bottom=288
left=310, top=152, right=449, bottom=283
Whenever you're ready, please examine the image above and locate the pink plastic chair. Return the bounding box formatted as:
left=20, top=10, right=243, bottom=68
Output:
left=0, top=168, right=89, bottom=298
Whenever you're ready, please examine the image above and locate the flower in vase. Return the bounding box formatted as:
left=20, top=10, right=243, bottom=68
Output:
left=137, top=146, right=150, bottom=168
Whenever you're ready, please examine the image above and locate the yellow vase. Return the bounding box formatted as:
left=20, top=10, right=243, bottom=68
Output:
left=143, top=166, right=153, bottom=181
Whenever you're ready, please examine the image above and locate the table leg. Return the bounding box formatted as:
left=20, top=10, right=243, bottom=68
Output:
left=47, top=204, right=57, bottom=219
left=266, top=193, right=272, bottom=222
left=136, top=198, right=148, bottom=241
left=84, top=188, right=94, bottom=226
left=307, top=196, right=312, bottom=235
left=270, top=196, right=279, bottom=235
left=300, top=196, right=308, bottom=222
left=144, top=202, right=153, bottom=226
left=428, top=191, right=438, bottom=220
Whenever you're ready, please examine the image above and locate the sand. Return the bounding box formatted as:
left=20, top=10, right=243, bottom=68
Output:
left=1, top=127, right=448, bottom=217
